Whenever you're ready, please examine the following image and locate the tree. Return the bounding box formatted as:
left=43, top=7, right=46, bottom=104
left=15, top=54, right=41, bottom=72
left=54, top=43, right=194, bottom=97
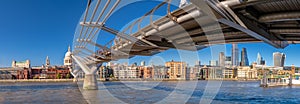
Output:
left=56, top=74, right=61, bottom=79
left=110, top=74, right=114, bottom=78
left=66, top=73, right=71, bottom=79
left=33, top=76, right=39, bottom=79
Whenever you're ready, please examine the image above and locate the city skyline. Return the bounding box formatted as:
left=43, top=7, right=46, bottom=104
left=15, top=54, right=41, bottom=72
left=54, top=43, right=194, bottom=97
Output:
left=0, top=0, right=300, bottom=67
left=0, top=0, right=300, bottom=104
left=127, top=43, right=298, bottom=67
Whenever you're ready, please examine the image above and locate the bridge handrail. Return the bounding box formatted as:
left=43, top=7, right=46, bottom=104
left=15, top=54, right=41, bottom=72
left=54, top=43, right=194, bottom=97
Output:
left=114, top=0, right=181, bottom=48
left=75, top=0, right=121, bottom=56
left=121, top=0, right=170, bottom=35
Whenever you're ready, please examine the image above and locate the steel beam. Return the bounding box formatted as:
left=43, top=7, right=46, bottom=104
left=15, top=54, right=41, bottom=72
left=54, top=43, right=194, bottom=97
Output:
left=231, top=0, right=289, bottom=9
left=86, top=40, right=128, bottom=56
left=259, top=12, right=300, bottom=23
left=72, top=55, right=98, bottom=90
left=102, top=26, right=138, bottom=42
left=72, top=55, right=92, bottom=74
left=101, top=26, right=156, bottom=46
left=219, top=18, right=288, bottom=48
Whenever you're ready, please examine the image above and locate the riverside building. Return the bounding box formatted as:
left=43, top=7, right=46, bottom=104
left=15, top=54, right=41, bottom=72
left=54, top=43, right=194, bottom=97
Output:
left=165, top=60, right=187, bottom=80
left=12, top=60, right=30, bottom=68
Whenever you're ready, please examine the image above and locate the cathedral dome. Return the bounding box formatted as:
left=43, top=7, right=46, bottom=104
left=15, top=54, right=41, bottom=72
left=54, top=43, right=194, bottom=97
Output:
left=65, top=51, right=72, bottom=57
left=64, top=46, right=73, bottom=66
left=65, top=46, right=72, bottom=57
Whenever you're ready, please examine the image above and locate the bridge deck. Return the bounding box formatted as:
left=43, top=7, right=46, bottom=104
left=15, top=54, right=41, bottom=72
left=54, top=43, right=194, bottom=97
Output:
left=110, top=0, right=300, bottom=60
left=73, top=0, right=300, bottom=62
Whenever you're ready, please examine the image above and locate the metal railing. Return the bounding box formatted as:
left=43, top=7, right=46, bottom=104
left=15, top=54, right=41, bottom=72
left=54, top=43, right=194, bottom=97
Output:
left=74, top=0, right=184, bottom=62
left=74, top=0, right=121, bottom=56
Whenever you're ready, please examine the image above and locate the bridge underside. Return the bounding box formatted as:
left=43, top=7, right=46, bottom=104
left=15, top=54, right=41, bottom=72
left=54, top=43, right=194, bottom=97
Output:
left=94, top=0, right=299, bottom=62
left=72, top=0, right=300, bottom=89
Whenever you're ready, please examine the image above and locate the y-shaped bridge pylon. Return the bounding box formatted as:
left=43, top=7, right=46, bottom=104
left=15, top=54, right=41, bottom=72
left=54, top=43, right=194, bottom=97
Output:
left=72, top=0, right=237, bottom=90
left=72, top=55, right=101, bottom=89
left=72, top=0, right=194, bottom=89
left=72, top=0, right=123, bottom=90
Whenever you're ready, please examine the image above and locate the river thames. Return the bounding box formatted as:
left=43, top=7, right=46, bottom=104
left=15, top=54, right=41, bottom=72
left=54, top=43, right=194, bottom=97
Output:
left=0, top=81, right=300, bottom=104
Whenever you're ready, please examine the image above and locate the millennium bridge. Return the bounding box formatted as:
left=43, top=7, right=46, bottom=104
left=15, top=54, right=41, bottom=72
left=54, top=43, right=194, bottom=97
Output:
left=71, top=0, right=300, bottom=89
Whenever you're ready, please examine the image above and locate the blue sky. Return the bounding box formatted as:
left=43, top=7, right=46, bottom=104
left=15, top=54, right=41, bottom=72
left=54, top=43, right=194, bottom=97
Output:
left=0, top=0, right=87, bottom=67
left=0, top=0, right=299, bottom=67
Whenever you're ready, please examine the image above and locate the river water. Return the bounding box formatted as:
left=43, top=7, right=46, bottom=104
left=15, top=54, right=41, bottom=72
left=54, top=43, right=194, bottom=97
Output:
left=0, top=81, right=300, bottom=104
left=0, top=82, right=87, bottom=104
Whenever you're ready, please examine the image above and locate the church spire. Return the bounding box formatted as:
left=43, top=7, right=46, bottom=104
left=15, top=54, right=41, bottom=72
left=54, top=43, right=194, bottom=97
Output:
left=68, top=45, right=71, bottom=52
left=46, top=56, right=50, bottom=67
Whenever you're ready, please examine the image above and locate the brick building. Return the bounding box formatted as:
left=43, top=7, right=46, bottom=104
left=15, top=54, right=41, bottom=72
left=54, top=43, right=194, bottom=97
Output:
left=17, top=68, right=30, bottom=79
left=141, top=66, right=154, bottom=79
left=46, top=67, right=71, bottom=79
left=165, top=60, right=187, bottom=80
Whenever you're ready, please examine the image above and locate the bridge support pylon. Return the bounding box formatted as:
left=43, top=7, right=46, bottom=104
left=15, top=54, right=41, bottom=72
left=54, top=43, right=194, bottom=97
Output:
left=72, top=55, right=100, bottom=90
left=73, top=78, right=78, bottom=83
left=69, top=67, right=79, bottom=83
left=83, top=74, right=98, bottom=90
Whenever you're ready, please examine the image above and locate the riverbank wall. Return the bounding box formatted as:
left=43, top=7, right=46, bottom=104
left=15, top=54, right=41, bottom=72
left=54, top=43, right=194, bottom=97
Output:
left=0, top=79, right=75, bottom=83
left=0, top=78, right=261, bottom=83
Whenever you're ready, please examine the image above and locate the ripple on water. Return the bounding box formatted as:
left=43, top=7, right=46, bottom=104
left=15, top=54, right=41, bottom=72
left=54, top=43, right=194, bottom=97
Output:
left=0, top=82, right=87, bottom=104
left=0, top=97, right=3, bottom=102
left=97, top=81, right=300, bottom=103
left=2, top=81, right=300, bottom=103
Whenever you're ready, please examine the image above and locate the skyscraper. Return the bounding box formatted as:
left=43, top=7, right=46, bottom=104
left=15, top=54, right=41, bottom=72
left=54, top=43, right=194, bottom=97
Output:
left=219, top=52, right=225, bottom=67
left=195, top=60, right=201, bottom=66
left=232, top=44, right=239, bottom=66
left=225, top=56, right=232, bottom=67
left=240, top=48, right=249, bottom=66
left=257, top=53, right=261, bottom=65
left=209, top=60, right=218, bottom=66
left=261, top=60, right=266, bottom=65
left=141, top=61, right=145, bottom=66
left=273, top=52, right=286, bottom=67
left=256, top=53, right=265, bottom=65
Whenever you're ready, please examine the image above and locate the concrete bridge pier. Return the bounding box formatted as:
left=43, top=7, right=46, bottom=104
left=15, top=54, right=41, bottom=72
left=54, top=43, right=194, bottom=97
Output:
left=72, top=55, right=101, bottom=90
left=73, top=78, right=78, bottom=82
left=83, top=74, right=98, bottom=90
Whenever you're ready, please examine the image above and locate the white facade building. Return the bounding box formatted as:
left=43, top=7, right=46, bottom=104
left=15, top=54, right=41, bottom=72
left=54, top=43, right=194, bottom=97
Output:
left=12, top=60, right=30, bottom=68
left=113, top=64, right=139, bottom=79
left=237, top=66, right=257, bottom=79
